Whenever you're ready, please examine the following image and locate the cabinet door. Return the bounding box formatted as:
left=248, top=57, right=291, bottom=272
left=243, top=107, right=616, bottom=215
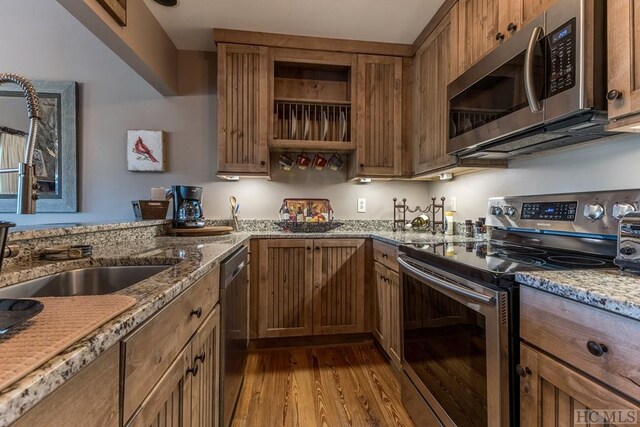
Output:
left=608, top=0, right=640, bottom=121
left=501, top=0, right=556, bottom=35
left=258, top=239, right=314, bottom=338
left=520, top=343, right=640, bottom=427
left=458, top=0, right=501, bottom=72
left=414, top=5, right=459, bottom=174
left=189, top=306, right=221, bottom=427
left=373, top=262, right=389, bottom=347
left=312, top=239, right=365, bottom=335
left=217, top=43, right=269, bottom=175
left=355, top=55, right=402, bottom=177
left=127, top=347, right=191, bottom=427
left=387, top=269, right=401, bottom=368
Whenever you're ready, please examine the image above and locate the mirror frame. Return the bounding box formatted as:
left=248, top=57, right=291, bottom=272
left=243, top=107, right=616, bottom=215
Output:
left=0, top=80, right=78, bottom=212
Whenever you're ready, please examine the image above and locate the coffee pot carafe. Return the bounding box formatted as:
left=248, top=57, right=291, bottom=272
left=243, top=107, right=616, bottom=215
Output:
left=171, top=185, right=205, bottom=228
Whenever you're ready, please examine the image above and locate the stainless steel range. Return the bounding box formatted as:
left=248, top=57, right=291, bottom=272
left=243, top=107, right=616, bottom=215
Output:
left=398, top=190, right=639, bottom=427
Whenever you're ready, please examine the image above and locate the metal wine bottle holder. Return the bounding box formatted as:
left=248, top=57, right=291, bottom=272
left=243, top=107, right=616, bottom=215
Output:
left=393, top=197, right=446, bottom=234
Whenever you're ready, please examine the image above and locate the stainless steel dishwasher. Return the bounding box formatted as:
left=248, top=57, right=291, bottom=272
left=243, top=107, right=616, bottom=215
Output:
left=220, top=246, right=248, bottom=427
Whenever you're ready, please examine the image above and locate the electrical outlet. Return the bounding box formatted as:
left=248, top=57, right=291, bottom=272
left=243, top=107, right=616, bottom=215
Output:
left=450, top=197, right=457, bottom=212
left=357, top=198, right=366, bottom=213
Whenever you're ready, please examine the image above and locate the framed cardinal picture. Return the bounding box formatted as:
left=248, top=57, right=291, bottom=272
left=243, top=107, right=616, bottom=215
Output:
left=127, top=130, right=167, bottom=172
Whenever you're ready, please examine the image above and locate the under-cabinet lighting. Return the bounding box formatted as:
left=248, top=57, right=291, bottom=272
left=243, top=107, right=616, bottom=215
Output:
left=629, top=124, right=640, bottom=130
left=439, top=173, right=453, bottom=181
left=359, top=178, right=372, bottom=184
left=221, top=176, right=240, bottom=181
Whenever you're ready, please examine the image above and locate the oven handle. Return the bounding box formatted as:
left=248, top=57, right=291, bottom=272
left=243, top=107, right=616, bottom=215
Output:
left=397, top=257, right=495, bottom=306
left=524, top=26, right=544, bottom=113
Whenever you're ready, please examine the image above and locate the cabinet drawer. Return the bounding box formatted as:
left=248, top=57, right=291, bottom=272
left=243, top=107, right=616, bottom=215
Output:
left=373, top=240, right=398, bottom=271
left=520, top=286, right=640, bottom=401
left=121, top=265, right=220, bottom=421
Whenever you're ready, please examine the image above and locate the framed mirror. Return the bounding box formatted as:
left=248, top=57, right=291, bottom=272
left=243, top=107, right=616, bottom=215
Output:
left=0, top=80, right=77, bottom=212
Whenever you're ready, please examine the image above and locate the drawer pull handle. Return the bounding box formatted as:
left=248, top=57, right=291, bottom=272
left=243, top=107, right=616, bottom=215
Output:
left=190, top=307, right=203, bottom=319
left=195, top=352, right=206, bottom=363
left=586, top=341, right=608, bottom=357
left=186, top=365, right=199, bottom=377
left=516, top=364, right=531, bottom=377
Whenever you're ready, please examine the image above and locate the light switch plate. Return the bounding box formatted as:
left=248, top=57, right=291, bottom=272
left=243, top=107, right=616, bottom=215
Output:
left=357, top=198, right=366, bottom=213
left=450, top=197, right=457, bottom=212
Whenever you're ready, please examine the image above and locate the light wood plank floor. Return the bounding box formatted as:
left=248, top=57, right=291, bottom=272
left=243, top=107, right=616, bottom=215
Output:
left=232, top=343, right=415, bottom=427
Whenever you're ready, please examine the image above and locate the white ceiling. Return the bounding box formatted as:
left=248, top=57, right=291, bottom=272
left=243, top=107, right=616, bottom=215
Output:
left=143, top=0, right=445, bottom=51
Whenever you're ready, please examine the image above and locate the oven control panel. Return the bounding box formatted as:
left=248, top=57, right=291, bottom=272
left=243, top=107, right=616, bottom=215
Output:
left=548, top=18, right=576, bottom=97
left=486, top=190, right=640, bottom=235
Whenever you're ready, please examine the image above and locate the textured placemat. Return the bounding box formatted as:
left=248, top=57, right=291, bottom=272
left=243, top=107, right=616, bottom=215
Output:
left=0, top=295, right=136, bottom=390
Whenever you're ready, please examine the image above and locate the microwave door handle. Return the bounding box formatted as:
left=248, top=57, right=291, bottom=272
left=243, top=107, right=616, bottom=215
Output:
left=524, top=26, right=544, bottom=113
left=397, top=257, right=495, bottom=306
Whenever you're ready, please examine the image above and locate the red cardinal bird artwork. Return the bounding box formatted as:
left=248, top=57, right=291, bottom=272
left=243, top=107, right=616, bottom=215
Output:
left=133, top=136, right=159, bottom=163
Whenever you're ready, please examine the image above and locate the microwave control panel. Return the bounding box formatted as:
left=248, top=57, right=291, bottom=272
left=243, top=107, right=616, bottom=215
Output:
left=548, top=18, right=576, bottom=97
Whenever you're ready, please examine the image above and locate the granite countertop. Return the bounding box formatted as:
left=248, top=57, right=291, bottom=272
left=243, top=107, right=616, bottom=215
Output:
left=516, top=270, right=640, bottom=321
left=0, top=229, right=482, bottom=425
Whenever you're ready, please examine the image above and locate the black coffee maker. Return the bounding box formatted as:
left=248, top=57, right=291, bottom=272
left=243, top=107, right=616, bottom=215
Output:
left=171, top=185, right=205, bottom=228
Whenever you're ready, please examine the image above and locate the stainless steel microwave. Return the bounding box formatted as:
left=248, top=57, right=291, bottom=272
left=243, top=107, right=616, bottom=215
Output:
left=447, top=0, right=609, bottom=159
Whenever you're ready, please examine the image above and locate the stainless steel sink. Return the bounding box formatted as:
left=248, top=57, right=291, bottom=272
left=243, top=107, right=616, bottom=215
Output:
left=0, top=265, right=173, bottom=298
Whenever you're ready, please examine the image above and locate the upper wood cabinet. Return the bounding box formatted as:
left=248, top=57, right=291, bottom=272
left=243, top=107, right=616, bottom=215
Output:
left=217, top=43, right=269, bottom=176
left=607, top=0, right=640, bottom=130
left=256, top=238, right=365, bottom=338
left=353, top=55, right=403, bottom=177
left=458, top=0, right=556, bottom=73
left=414, top=4, right=460, bottom=174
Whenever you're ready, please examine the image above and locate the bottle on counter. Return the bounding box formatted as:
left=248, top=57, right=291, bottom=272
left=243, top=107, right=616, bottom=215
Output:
left=280, top=204, right=290, bottom=221
left=445, top=211, right=454, bottom=235
left=296, top=204, right=305, bottom=222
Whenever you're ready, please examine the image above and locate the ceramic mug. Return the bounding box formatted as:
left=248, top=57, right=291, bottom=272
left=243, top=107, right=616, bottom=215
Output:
left=279, top=153, right=294, bottom=171
left=312, top=154, right=328, bottom=170
left=297, top=154, right=311, bottom=170
left=327, top=153, right=344, bottom=171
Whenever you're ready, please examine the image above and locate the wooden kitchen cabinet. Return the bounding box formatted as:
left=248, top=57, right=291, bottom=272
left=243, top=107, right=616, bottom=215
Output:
left=519, top=343, right=640, bottom=427
left=313, top=239, right=365, bottom=335
left=128, top=306, right=221, bottom=427
left=501, top=0, right=556, bottom=37
left=256, top=239, right=365, bottom=338
left=457, top=0, right=502, bottom=72
left=414, top=4, right=460, bottom=174
left=217, top=43, right=269, bottom=176
left=352, top=55, right=403, bottom=177
left=373, top=261, right=401, bottom=369
left=607, top=0, right=640, bottom=130
left=13, top=346, right=120, bottom=427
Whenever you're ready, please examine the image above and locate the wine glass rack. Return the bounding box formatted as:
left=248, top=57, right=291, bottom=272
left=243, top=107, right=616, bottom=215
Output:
left=393, top=197, right=446, bottom=234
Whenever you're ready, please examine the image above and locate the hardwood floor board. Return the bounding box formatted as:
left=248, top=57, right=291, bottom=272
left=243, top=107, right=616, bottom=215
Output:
left=233, top=343, right=414, bottom=427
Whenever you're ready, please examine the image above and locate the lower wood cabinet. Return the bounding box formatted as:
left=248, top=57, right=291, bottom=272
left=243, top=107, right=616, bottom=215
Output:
left=128, top=305, right=221, bottom=427
left=257, top=238, right=365, bottom=338
left=13, top=346, right=120, bottom=427
left=520, top=343, right=640, bottom=427
left=373, top=261, right=401, bottom=369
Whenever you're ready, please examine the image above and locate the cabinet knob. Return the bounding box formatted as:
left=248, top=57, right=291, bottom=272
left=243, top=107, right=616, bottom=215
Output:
left=495, top=32, right=505, bottom=41
left=260, top=160, right=266, bottom=166
left=190, top=307, right=203, bottom=319
left=507, top=22, right=518, bottom=33
left=315, top=246, right=320, bottom=251
left=186, top=365, right=199, bottom=377
left=607, top=90, right=622, bottom=101
left=195, top=351, right=206, bottom=364
left=359, top=163, right=365, bottom=168
left=306, top=246, right=312, bottom=251
left=516, top=364, right=531, bottom=377
left=586, top=341, right=608, bottom=357
left=382, top=253, right=388, bottom=259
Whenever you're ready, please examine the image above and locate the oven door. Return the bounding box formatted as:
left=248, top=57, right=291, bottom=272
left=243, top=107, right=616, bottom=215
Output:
left=447, top=14, right=546, bottom=155
left=398, top=256, right=510, bottom=427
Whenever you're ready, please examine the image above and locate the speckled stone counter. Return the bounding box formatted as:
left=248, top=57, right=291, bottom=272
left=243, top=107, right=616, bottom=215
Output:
left=0, top=225, right=484, bottom=425
left=516, top=270, right=640, bottom=321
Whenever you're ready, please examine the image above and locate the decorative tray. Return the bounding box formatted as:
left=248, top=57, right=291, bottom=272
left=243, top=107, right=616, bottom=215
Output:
left=274, top=221, right=343, bottom=233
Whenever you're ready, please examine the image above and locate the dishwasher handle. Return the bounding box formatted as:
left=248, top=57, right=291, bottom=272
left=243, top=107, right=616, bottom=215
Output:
left=398, top=257, right=495, bottom=306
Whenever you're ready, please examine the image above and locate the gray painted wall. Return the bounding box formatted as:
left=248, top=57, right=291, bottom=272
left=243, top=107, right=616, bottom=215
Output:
left=0, top=0, right=428, bottom=225
left=428, top=134, right=640, bottom=221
